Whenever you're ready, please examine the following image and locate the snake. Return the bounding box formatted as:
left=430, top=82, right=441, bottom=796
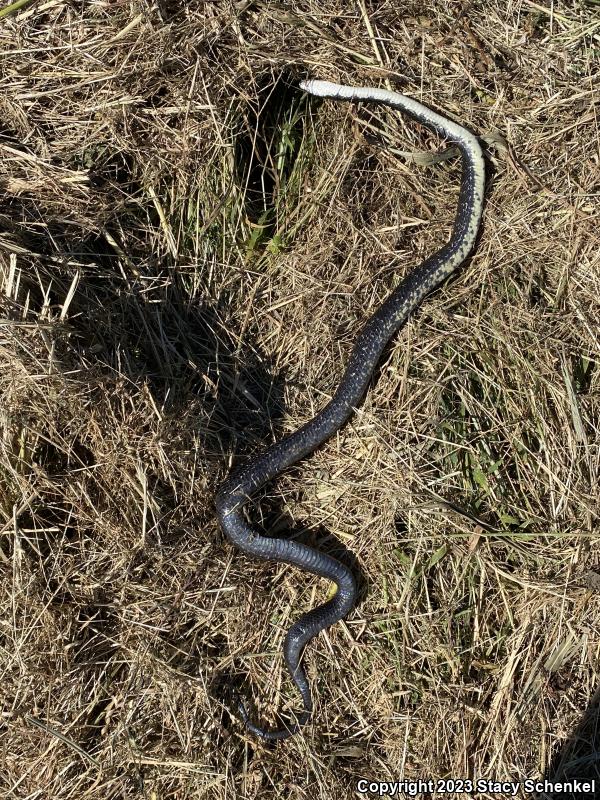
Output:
left=215, top=78, right=485, bottom=740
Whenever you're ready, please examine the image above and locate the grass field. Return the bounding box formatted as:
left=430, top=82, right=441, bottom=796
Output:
left=1, top=1, right=599, bottom=798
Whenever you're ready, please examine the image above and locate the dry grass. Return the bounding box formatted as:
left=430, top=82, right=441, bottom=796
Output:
left=1, top=1, right=599, bottom=798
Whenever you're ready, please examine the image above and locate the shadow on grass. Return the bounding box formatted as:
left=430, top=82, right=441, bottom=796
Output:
left=537, top=687, right=600, bottom=799
left=58, top=233, right=367, bottom=741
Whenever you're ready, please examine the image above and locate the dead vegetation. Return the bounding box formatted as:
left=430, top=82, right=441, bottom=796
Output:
left=0, top=1, right=599, bottom=798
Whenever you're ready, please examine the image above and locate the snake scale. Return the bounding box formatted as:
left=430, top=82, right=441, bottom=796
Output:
left=215, top=78, right=485, bottom=740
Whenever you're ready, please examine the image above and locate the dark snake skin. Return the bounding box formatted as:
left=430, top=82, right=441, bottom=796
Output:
left=215, top=79, right=485, bottom=740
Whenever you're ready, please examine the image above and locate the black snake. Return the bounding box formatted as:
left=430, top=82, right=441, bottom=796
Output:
left=215, top=78, right=485, bottom=740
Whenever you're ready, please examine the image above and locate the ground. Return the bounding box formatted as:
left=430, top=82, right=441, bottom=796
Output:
left=0, top=1, right=599, bottom=799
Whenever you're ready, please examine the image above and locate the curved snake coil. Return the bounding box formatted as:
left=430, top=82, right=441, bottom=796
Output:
left=216, top=78, right=485, bottom=740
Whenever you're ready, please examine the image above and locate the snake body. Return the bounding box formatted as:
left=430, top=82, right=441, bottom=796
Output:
left=215, top=79, right=485, bottom=740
